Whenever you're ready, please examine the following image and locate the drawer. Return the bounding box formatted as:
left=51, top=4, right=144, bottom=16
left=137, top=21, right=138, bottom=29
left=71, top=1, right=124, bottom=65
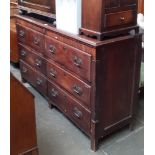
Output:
left=66, top=95, right=91, bottom=135
left=17, top=24, right=27, bottom=43
left=34, top=70, right=47, bottom=97
left=120, top=0, right=137, bottom=6
left=17, top=24, right=44, bottom=54
left=19, top=44, right=46, bottom=75
left=47, top=61, right=91, bottom=108
left=20, top=60, right=35, bottom=85
left=48, top=80, right=68, bottom=113
left=48, top=79, right=91, bottom=135
left=45, top=36, right=92, bottom=82
left=28, top=28, right=44, bottom=53
left=20, top=61, right=47, bottom=96
left=46, top=30, right=63, bottom=42
left=105, top=10, right=135, bottom=28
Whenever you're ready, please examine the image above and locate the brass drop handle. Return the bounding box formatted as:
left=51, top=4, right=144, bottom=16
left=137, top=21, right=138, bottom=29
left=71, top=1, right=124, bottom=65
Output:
left=36, top=78, right=43, bottom=85
left=63, top=46, right=67, bottom=51
left=72, top=85, right=83, bottom=96
left=35, top=59, right=42, bottom=67
left=33, top=37, right=40, bottom=45
left=49, top=45, right=56, bottom=54
left=73, top=107, right=82, bottom=119
left=51, top=88, right=59, bottom=97
left=50, top=68, right=57, bottom=78
left=120, top=17, right=125, bottom=22
left=22, top=67, right=27, bottom=73
left=21, top=50, right=26, bottom=57
left=19, top=30, right=25, bottom=37
left=73, top=56, right=82, bottom=67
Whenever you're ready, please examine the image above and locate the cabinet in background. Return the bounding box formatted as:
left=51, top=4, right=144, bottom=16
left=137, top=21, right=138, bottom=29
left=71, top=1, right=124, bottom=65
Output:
left=80, top=0, right=139, bottom=40
left=10, top=74, right=38, bottom=155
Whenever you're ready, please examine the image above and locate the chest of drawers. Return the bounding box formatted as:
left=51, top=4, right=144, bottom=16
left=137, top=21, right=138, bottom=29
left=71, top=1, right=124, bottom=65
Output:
left=80, top=0, right=139, bottom=40
left=16, top=15, right=142, bottom=151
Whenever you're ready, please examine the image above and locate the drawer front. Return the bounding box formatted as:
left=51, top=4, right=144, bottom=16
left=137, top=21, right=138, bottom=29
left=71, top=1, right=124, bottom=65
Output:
left=19, top=44, right=46, bottom=75
left=66, top=95, right=91, bottom=135
left=46, top=31, right=63, bottom=42
left=17, top=24, right=27, bottom=43
left=34, top=71, right=47, bottom=97
left=28, top=28, right=44, bottom=53
left=105, top=10, right=135, bottom=28
left=47, top=61, right=91, bottom=108
left=17, top=24, right=44, bottom=54
left=20, top=61, right=47, bottom=96
left=48, top=80, right=68, bottom=113
left=48, top=80, right=91, bottom=135
left=120, top=0, right=137, bottom=6
left=45, top=36, right=91, bottom=82
left=20, top=60, right=35, bottom=85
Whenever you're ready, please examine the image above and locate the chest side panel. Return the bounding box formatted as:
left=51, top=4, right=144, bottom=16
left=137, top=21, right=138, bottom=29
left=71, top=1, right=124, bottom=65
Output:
left=95, top=36, right=141, bottom=135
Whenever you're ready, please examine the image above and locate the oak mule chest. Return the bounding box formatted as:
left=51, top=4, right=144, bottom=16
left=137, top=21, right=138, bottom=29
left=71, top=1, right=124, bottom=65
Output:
left=16, top=14, right=142, bottom=151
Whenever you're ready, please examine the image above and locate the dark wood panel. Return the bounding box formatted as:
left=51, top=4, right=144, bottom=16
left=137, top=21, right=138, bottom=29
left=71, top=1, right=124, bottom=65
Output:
left=120, top=0, right=137, bottom=6
left=27, top=28, right=44, bottom=54
left=20, top=60, right=36, bottom=84
left=48, top=80, right=68, bottom=112
left=66, top=95, right=91, bottom=136
left=10, top=74, right=38, bottom=155
left=81, top=0, right=138, bottom=40
left=105, top=0, right=120, bottom=8
left=34, top=71, right=47, bottom=97
left=16, top=24, right=44, bottom=55
left=20, top=61, right=47, bottom=96
left=47, top=60, right=91, bottom=108
left=17, top=24, right=27, bottom=44
left=95, top=35, right=142, bottom=136
left=48, top=79, right=91, bottom=136
left=10, top=18, right=19, bottom=63
left=18, top=0, right=55, bottom=14
left=45, top=35, right=92, bottom=82
left=138, top=0, right=144, bottom=14
left=82, top=0, right=103, bottom=32
left=105, top=10, right=135, bottom=28
left=19, top=44, right=46, bottom=75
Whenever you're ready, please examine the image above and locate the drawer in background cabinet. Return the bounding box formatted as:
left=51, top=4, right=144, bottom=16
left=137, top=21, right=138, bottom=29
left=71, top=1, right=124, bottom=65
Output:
left=45, top=36, right=92, bottom=82
left=120, top=0, right=137, bottom=7
left=19, top=44, right=46, bottom=75
left=104, top=10, right=136, bottom=28
left=16, top=24, right=44, bottom=54
left=47, top=60, right=91, bottom=108
left=20, top=61, right=47, bottom=97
